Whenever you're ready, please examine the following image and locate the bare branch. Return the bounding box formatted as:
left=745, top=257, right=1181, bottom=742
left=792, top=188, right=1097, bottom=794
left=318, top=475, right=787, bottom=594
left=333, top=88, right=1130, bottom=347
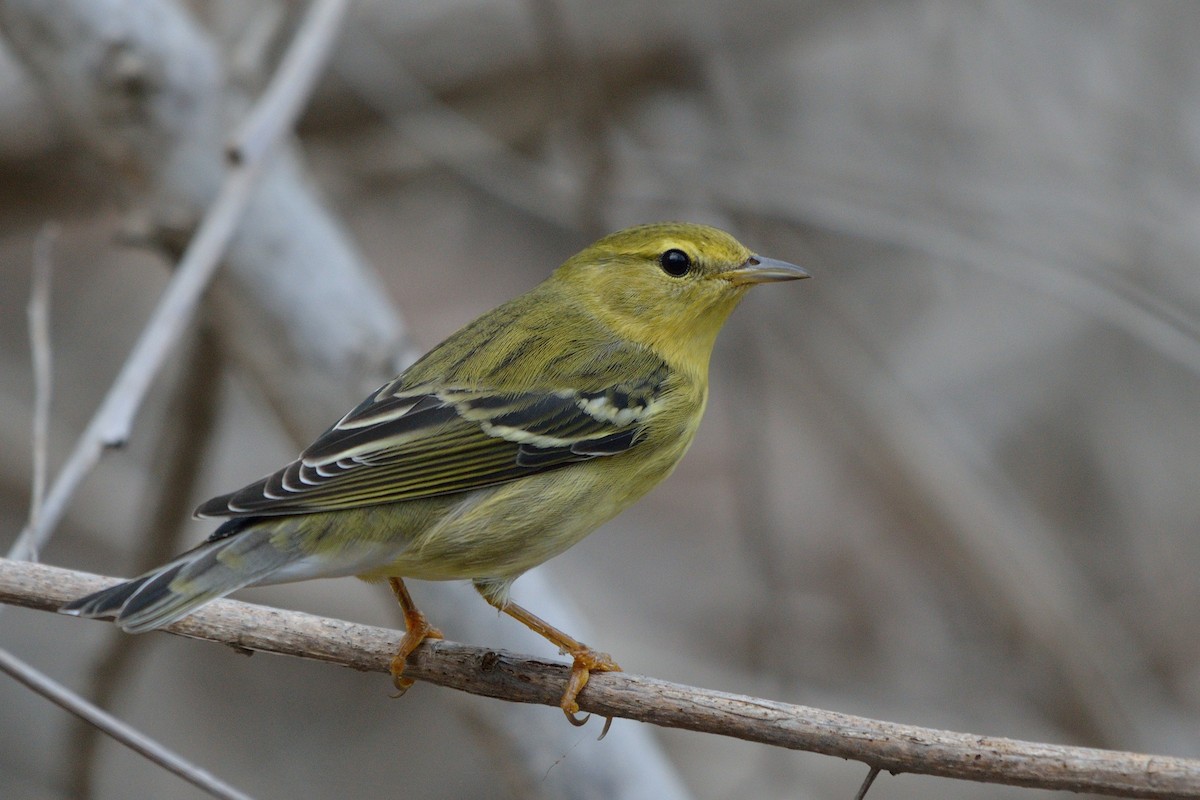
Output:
left=227, top=0, right=350, bottom=165
left=854, top=766, right=882, bottom=800
left=3, top=558, right=1197, bottom=800
left=0, top=645, right=253, bottom=800
left=5, top=0, right=349, bottom=563
left=6, top=148, right=263, bottom=564
left=25, top=222, right=57, bottom=533
left=65, top=330, right=223, bottom=798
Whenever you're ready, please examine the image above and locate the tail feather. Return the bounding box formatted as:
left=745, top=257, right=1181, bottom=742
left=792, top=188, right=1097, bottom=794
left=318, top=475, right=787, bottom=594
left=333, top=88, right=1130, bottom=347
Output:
left=61, top=526, right=297, bottom=633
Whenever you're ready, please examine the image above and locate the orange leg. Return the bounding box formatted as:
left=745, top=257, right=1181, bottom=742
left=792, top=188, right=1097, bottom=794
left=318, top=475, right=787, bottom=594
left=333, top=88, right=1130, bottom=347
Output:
left=388, top=577, right=443, bottom=695
left=475, top=584, right=619, bottom=728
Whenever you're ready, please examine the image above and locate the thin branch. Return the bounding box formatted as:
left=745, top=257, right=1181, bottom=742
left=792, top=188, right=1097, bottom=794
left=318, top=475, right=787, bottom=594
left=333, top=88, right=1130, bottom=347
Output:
left=3, top=558, right=1197, bottom=800
left=0, top=646, right=254, bottom=800
left=227, top=0, right=351, bottom=165
left=5, top=0, right=348, bottom=564
left=854, top=766, right=882, bottom=800
left=4, top=143, right=261, bottom=563
left=65, top=330, right=223, bottom=798
left=25, top=222, right=57, bottom=534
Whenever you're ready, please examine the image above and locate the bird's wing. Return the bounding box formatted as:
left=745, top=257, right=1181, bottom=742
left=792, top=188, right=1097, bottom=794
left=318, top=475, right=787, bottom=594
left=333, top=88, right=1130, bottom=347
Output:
left=194, top=374, right=667, bottom=519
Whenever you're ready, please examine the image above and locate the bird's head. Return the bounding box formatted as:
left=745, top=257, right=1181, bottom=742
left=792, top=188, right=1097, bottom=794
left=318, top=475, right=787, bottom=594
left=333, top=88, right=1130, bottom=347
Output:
left=551, top=222, right=808, bottom=372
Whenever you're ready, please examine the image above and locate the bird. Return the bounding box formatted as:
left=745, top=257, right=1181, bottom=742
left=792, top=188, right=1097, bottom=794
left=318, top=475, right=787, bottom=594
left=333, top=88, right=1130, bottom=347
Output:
left=62, top=221, right=808, bottom=724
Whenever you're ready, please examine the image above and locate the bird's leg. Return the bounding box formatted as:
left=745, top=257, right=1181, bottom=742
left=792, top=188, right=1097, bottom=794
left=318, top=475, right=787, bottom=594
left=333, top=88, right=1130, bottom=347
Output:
left=388, top=577, right=443, bottom=696
left=475, top=584, right=619, bottom=728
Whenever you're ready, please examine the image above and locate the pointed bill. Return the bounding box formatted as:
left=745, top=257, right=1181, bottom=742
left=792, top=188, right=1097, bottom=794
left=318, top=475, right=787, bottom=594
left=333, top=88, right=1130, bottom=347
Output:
left=721, top=255, right=810, bottom=285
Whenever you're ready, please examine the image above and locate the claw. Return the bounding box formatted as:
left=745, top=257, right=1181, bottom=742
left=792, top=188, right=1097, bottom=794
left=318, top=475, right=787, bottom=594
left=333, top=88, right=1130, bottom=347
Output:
left=386, top=578, right=443, bottom=697
left=471, top=587, right=622, bottom=730
left=390, top=674, right=415, bottom=699
left=559, top=657, right=592, bottom=715
left=597, top=715, right=614, bottom=740
left=388, top=619, right=443, bottom=695
left=557, top=647, right=620, bottom=729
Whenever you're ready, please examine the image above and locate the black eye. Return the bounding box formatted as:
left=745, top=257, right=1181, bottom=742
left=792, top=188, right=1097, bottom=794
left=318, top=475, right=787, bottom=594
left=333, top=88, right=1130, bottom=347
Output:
left=659, top=248, right=691, bottom=277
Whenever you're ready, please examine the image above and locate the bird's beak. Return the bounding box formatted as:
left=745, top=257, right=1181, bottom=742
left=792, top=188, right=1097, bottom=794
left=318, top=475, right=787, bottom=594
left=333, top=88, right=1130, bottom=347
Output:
left=722, top=255, right=810, bottom=286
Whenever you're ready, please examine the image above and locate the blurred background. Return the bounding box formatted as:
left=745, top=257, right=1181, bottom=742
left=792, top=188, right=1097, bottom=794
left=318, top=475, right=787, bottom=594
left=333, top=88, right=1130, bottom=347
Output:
left=2, top=1, right=1199, bottom=798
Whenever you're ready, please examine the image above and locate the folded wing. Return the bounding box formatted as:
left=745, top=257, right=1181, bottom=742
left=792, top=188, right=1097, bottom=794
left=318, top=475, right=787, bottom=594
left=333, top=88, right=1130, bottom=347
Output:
left=194, top=376, right=666, bottom=519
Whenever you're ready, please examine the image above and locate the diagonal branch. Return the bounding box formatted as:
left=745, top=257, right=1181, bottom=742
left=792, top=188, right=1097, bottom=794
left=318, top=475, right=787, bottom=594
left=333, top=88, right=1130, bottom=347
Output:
left=227, top=0, right=350, bottom=165
left=5, top=146, right=265, bottom=563
left=4, top=0, right=349, bottom=563
left=2, top=558, right=1197, bottom=800
left=0, top=646, right=253, bottom=800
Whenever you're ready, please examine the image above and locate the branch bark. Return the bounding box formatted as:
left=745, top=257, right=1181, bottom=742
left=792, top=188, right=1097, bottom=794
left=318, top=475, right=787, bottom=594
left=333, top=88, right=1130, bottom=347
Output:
left=3, top=558, right=1197, bottom=800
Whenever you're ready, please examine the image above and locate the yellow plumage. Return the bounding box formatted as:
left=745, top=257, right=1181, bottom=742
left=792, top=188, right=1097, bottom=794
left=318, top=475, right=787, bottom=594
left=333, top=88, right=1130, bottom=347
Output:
left=62, top=222, right=807, bottom=720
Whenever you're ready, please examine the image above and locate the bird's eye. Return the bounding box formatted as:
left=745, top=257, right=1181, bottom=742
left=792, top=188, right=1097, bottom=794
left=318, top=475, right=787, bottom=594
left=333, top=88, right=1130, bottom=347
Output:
left=659, top=248, right=692, bottom=277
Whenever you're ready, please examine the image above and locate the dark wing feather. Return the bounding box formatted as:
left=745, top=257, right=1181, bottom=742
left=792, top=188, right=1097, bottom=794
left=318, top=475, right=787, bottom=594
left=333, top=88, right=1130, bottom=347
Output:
left=194, top=377, right=666, bottom=519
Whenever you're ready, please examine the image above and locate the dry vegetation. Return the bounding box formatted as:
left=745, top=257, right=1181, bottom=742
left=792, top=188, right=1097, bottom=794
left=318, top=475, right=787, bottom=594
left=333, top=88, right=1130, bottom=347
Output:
left=1, top=1, right=1198, bottom=799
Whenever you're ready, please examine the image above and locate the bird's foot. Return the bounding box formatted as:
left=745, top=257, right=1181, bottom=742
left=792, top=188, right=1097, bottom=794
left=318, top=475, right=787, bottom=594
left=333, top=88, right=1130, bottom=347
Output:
left=560, top=647, right=619, bottom=736
left=389, top=610, right=444, bottom=697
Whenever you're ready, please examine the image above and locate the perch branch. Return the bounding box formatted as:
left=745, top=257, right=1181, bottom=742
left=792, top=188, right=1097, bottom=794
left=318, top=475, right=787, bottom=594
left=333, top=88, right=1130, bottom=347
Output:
left=2, top=558, right=1197, bottom=800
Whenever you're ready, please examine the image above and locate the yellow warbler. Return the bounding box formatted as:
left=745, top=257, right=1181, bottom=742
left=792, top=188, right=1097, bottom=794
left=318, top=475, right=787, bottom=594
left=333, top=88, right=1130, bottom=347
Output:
left=63, top=222, right=808, bottom=722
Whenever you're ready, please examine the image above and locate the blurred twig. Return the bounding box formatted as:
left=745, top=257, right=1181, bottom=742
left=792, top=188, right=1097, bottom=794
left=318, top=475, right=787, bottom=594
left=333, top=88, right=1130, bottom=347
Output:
left=25, top=223, right=57, bottom=535
left=3, top=559, right=1198, bottom=800
left=5, top=144, right=261, bottom=563
left=227, top=0, right=349, bottom=165
left=722, top=325, right=794, bottom=676
left=65, top=330, right=223, bottom=799
left=1, top=3, right=349, bottom=795
left=789, top=298, right=1169, bottom=747
left=5, top=0, right=347, bottom=563
left=334, top=31, right=583, bottom=230
left=714, top=164, right=1200, bottom=377
left=525, top=0, right=613, bottom=234
left=0, top=645, right=253, bottom=800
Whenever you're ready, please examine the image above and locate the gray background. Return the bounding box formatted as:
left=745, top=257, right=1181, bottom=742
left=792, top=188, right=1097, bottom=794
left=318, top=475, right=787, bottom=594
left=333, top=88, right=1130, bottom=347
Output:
left=2, top=1, right=1198, bottom=798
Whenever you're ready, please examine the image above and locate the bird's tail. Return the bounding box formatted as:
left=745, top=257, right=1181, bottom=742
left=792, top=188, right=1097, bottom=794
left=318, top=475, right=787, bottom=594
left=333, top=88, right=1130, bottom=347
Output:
left=61, top=522, right=297, bottom=633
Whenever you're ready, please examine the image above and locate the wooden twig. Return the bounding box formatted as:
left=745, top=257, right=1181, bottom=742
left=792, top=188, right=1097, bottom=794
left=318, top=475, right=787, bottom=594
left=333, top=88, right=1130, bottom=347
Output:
left=0, top=645, right=253, bottom=800
left=25, top=222, right=57, bottom=534
left=3, top=558, right=1197, bottom=800
left=854, top=766, right=882, bottom=800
